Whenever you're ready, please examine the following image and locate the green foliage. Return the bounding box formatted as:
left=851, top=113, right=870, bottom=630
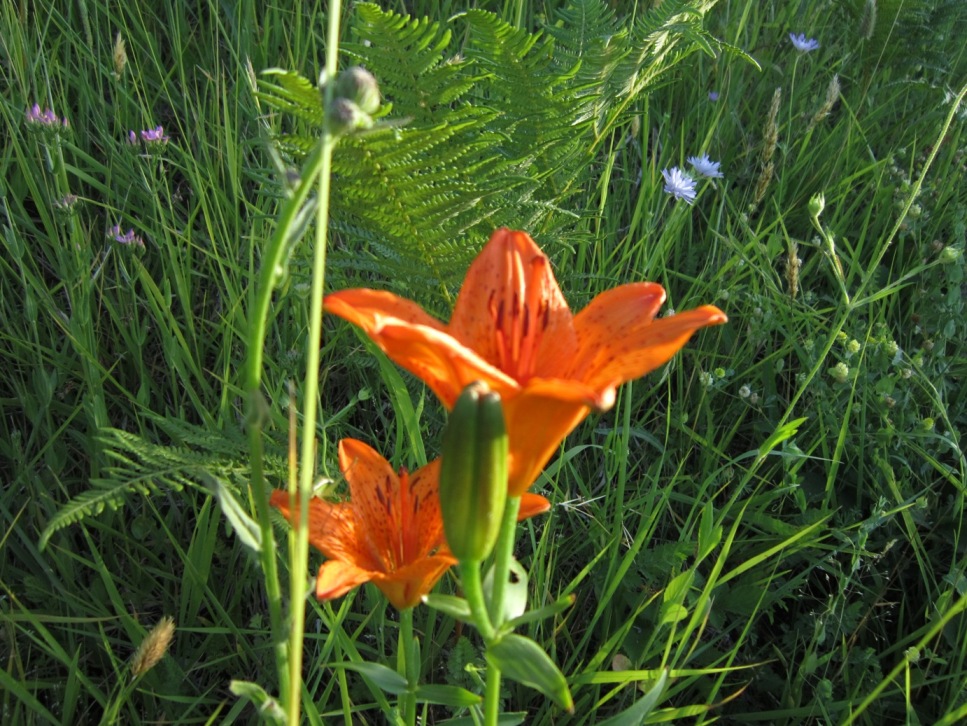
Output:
left=256, top=1, right=720, bottom=306
left=38, top=423, right=285, bottom=550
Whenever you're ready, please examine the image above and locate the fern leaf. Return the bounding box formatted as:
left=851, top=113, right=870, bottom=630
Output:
left=38, top=424, right=276, bottom=549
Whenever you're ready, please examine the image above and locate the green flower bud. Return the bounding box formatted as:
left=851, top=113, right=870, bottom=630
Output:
left=439, top=382, right=509, bottom=562
left=334, top=66, right=381, bottom=115
left=327, top=98, right=373, bottom=135
left=829, top=362, right=849, bottom=383
left=808, top=192, right=825, bottom=219
left=939, top=245, right=962, bottom=264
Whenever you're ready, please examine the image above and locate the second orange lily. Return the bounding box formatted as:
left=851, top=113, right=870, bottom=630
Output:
left=325, top=228, right=727, bottom=496
left=271, top=438, right=551, bottom=610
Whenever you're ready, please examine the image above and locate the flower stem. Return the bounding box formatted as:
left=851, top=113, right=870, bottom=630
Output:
left=487, top=496, right=521, bottom=625
left=482, top=495, right=521, bottom=726
left=286, top=2, right=343, bottom=723
left=460, top=559, right=495, bottom=642
left=398, top=608, right=418, bottom=725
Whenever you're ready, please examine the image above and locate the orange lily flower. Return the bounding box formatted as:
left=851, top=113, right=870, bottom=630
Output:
left=271, top=438, right=551, bottom=610
left=325, top=229, right=727, bottom=496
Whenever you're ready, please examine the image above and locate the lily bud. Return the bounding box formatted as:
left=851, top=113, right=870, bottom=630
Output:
left=439, top=382, right=509, bottom=562
left=334, top=66, right=381, bottom=115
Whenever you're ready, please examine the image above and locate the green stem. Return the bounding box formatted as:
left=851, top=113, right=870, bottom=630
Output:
left=243, top=137, right=326, bottom=704
left=286, top=2, right=343, bottom=723
left=482, top=495, right=521, bottom=726
left=487, top=496, right=521, bottom=626
left=483, top=665, right=501, bottom=726
left=398, top=608, right=418, bottom=725
left=460, top=559, right=495, bottom=642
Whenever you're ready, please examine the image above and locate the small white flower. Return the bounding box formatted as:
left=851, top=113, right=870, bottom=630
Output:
left=738, top=384, right=752, bottom=399
left=661, top=167, right=697, bottom=204
left=687, top=153, right=724, bottom=179
left=789, top=33, right=820, bottom=53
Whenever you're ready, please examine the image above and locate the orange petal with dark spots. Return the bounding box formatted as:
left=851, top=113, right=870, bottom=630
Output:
left=270, top=439, right=457, bottom=610
left=324, top=228, right=728, bottom=495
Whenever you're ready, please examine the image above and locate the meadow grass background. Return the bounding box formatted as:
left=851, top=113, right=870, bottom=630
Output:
left=2, top=0, right=966, bottom=723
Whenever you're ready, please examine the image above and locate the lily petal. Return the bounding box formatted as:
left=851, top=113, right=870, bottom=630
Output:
left=316, top=559, right=374, bottom=602
left=370, top=554, right=457, bottom=610
left=519, top=492, right=552, bottom=519
left=325, top=288, right=446, bottom=332
left=370, top=323, right=520, bottom=407
left=339, top=439, right=405, bottom=570
left=574, top=303, right=728, bottom=392
left=502, top=383, right=597, bottom=495
left=450, top=228, right=578, bottom=380
left=269, top=492, right=378, bottom=570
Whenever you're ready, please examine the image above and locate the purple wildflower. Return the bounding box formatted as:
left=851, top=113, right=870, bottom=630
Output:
left=26, top=104, right=69, bottom=128
left=127, top=130, right=138, bottom=145
left=108, top=224, right=145, bottom=248
left=789, top=33, right=820, bottom=53
left=708, top=91, right=719, bottom=102
left=662, top=167, right=698, bottom=204
left=687, top=153, right=724, bottom=179
left=140, top=126, right=169, bottom=144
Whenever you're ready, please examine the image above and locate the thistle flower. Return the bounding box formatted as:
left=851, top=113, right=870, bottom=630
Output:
left=687, top=154, right=724, bottom=179
left=789, top=33, right=820, bottom=53
left=661, top=167, right=698, bottom=204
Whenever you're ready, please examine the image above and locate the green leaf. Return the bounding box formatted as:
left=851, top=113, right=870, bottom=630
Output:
left=423, top=593, right=473, bottom=621
left=229, top=680, right=286, bottom=725
left=595, top=668, right=669, bottom=726
left=506, top=594, right=576, bottom=629
left=659, top=602, right=689, bottom=626
left=757, top=417, right=809, bottom=461
left=484, top=558, right=528, bottom=622
left=435, top=714, right=528, bottom=726
left=206, top=474, right=262, bottom=553
left=330, top=662, right=409, bottom=694
left=414, top=684, right=483, bottom=707
left=487, top=634, right=573, bottom=712
left=697, top=502, right=722, bottom=562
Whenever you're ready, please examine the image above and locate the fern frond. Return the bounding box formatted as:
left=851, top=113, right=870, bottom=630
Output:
left=254, top=1, right=724, bottom=301
left=256, top=69, right=324, bottom=127
left=38, top=425, right=281, bottom=550
left=347, top=4, right=482, bottom=123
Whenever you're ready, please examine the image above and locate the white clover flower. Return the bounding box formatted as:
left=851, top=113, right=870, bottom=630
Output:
left=789, top=33, right=820, bottom=53
left=687, top=153, right=724, bottom=179
left=661, top=167, right=697, bottom=204
left=738, top=384, right=752, bottom=399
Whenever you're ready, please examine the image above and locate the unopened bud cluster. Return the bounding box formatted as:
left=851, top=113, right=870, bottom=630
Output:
left=322, top=66, right=381, bottom=134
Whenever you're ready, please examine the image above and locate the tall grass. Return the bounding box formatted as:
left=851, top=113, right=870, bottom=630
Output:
left=2, top=0, right=965, bottom=723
